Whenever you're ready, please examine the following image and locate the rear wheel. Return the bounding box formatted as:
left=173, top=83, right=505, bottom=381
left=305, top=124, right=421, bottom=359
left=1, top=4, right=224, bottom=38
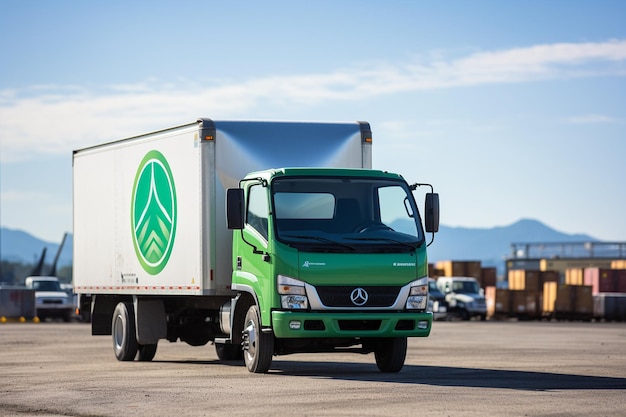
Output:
left=112, top=302, right=138, bottom=361
left=242, top=305, right=274, bottom=373
left=137, top=343, right=158, bottom=361
left=374, top=337, right=407, bottom=373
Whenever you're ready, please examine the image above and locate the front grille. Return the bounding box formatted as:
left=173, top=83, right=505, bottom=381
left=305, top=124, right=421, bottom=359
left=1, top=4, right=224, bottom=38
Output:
left=315, top=286, right=400, bottom=307
left=42, top=299, right=63, bottom=304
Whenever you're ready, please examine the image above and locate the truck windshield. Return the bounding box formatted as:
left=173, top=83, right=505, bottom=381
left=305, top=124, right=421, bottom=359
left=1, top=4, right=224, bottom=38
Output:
left=272, top=176, right=424, bottom=253
left=453, top=281, right=481, bottom=294
left=31, top=281, right=62, bottom=292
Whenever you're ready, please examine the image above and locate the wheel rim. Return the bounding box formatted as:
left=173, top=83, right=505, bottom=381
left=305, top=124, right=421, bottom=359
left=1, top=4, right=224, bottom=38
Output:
left=243, top=318, right=257, bottom=362
left=113, top=314, right=124, bottom=349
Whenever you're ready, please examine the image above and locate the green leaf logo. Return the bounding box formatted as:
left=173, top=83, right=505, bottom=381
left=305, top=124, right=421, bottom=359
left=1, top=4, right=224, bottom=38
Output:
left=131, top=150, right=177, bottom=275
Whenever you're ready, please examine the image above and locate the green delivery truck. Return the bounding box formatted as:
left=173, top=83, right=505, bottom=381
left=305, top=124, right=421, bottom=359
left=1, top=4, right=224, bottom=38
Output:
left=73, top=119, right=439, bottom=373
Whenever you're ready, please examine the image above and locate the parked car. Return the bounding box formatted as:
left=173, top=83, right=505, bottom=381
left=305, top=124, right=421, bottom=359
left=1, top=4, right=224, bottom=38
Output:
left=24, top=276, right=73, bottom=322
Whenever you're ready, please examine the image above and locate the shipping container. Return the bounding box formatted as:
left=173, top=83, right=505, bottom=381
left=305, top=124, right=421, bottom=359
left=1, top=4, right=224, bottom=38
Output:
left=435, top=260, right=482, bottom=280
left=539, top=258, right=614, bottom=280
left=611, top=260, right=626, bottom=269
left=0, top=286, right=36, bottom=319
left=512, top=290, right=540, bottom=318
left=584, top=268, right=626, bottom=293
left=509, top=270, right=538, bottom=291
left=593, top=293, right=626, bottom=321
left=565, top=268, right=584, bottom=285
left=543, top=281, right=558, bottom=314
left=480, top=267, right=497, bottom=288
left=508, top=270, right=558, bottom=292
left=486, top=287, right=542, bottom=320
left=428, top=264, right=442, bottom=279
left=549, top=285, right=593, bottom=320
left=486, top=286, right=512, bottom=318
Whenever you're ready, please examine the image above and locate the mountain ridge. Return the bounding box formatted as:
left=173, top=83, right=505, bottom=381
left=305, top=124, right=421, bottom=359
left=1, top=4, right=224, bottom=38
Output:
left=0, top=227, right=73, bottom=267
left=427, top=218, right=597, bottom=270
left=0, top=218, right=598, bottom=271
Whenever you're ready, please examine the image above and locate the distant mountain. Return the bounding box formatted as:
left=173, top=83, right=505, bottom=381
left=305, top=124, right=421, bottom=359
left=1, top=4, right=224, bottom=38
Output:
left=0, top=227, right=73, bottom=268
left=0, top=219, right=597, bottom=274
left=427, top=218, right=597, bottom=270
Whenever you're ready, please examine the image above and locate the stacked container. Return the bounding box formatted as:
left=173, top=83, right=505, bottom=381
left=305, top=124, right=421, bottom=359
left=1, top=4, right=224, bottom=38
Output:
left=543, top=282, right=593, bottom=320
left=584, top=268, right=626, bottom=293
left=433, top=260, right=496, bottom=288
left=435, top=260, right=482, bottom=279
left=565, top=268, right=584, bottom=285
left=585, top=266, right=626, bottom=321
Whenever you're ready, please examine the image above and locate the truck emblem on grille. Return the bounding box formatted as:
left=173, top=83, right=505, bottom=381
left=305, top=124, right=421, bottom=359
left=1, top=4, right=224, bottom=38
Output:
left=131, top=150, right=177, bottom=275
left=350, top=287, right=369, bottom=306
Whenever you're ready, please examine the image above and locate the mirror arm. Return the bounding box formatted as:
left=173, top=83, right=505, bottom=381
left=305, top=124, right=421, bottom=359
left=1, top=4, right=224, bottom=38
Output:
left=409, top=182, right=434, bottom=194
left=410, top=183, right=439, bottom=246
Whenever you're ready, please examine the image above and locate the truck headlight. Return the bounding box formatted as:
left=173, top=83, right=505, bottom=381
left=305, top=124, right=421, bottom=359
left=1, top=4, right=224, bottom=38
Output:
left=277, top=275, right=308, bottom=309
left=406, top=280, right=428, bottom=310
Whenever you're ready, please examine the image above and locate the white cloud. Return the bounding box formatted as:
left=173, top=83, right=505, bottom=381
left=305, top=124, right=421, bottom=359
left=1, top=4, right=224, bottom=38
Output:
left=0, top=189, right=43, bottom=203
left=565, top=114, right=620, bottom=124
left=1, top=39, right=625, bottom=162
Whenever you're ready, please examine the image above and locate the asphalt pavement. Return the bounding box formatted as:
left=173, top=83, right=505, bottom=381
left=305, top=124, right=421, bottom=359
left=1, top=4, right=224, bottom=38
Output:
left=1, top=320, right=625, bottom=416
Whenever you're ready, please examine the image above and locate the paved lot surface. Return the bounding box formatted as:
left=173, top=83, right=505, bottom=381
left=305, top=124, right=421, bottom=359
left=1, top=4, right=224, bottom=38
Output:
left=1, top=320, right=625, bottom=416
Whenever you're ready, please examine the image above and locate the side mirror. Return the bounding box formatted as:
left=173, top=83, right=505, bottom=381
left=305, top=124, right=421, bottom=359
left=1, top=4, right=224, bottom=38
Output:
left=226, top=188, right=244, bottom=229
left=425, top=193, right=440, bottom=233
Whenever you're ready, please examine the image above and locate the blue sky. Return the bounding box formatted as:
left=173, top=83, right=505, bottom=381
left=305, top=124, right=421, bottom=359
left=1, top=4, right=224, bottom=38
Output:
left=1, top=1, right=625, bottom=244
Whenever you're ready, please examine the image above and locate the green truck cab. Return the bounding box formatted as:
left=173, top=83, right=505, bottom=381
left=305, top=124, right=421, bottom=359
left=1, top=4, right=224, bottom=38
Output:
left=226, top=168, right=438, bottom=372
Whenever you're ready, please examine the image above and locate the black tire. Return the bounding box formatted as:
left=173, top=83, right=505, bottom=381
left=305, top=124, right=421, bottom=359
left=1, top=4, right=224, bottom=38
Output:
left=374, top=337, right=407, bottom=373
left=242, top=305, right=274, bottom=373
left=112, top=302, right=138, bottom=361
left=215, top=343, right=244, bottom=361
left=137, top=343, right=158, bottom=361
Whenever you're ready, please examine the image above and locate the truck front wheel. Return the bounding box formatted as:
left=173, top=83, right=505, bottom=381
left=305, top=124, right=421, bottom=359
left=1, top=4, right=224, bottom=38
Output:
left=112, top=302, right=139, bottom=361
left=374, top=337, right=407, bottom=373
left=242, top=305, right=274, bottom=373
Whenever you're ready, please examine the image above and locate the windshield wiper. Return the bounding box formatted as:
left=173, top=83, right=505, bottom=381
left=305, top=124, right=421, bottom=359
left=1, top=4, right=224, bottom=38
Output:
left=281, top=234, right=356, bottom=251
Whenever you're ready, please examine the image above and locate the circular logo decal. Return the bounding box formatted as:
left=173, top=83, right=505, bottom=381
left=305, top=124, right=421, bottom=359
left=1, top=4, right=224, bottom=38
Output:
left=131, top=150, right=177, bottom=275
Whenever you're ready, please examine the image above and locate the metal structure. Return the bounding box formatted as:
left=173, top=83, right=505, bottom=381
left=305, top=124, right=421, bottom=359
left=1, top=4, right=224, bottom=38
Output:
left=510, top=242, right=626, bottom=260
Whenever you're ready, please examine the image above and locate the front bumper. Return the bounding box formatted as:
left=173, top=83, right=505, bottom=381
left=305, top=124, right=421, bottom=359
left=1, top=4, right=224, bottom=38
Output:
left=272, top=310, right=432, bottom=338
left=36, top=307, right=73, bottom=317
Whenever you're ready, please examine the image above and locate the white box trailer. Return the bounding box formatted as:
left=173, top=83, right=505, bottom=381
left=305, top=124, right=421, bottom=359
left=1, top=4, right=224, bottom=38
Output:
left=74, top=119, right=370, bottom=297
left=73, top=118, right=438, bottom=373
